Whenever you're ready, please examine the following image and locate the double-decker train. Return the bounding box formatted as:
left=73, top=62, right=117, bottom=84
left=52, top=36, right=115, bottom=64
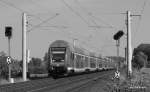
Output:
left=48, top=40, right=115, bottom=76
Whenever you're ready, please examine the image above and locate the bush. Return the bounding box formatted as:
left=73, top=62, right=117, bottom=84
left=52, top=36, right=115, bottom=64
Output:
left=29, top=66, right=47, bottom=74
left=0, top=56, right=9, bottom=79
left=132, top=51, right=147, bottom=70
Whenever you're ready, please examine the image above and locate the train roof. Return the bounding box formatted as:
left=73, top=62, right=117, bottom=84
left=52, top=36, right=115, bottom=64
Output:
left=49, top=40, right=106, bottom=58
left=50, top=40, right=89, bottom=55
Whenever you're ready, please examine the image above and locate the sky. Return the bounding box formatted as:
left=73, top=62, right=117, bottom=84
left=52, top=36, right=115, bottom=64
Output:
left=0, top=0, right=150, bottom=60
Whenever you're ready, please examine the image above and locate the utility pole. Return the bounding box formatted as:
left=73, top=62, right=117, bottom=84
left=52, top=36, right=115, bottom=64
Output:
left=26, top=49, right=30, bottom=63
left=26, top=49, right=30, bottom=74
left=126, top=11, right=132, bottom=77
left=26, top=49, right=30, bottom=78
left=22, top=13, right=27, bottom=81
left=126, top=11, right=141, bottom=77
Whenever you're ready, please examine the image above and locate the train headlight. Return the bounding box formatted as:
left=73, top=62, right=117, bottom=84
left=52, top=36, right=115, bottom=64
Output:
left=56, top=64, right=59, bottom=67
left=52, top=60, right=55, bottom=62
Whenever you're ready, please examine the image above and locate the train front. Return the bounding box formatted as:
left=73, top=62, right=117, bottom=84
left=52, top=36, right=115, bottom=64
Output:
left=48, top=47, right=67, bottom=76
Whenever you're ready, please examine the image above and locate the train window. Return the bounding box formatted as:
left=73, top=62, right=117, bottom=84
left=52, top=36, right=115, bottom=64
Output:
left=99, top=63, right=102, bottom=68
left=85, top=57, right=88, bottom=67
left=76, top=55, right=80, bottom=68
left=70, top=52, right=74, bottom=60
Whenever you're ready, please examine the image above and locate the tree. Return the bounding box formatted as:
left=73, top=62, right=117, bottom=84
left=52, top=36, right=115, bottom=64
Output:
left=135, top=44, right=150, bottom=63
left=28, top=57, right=47, bottom=74
left=0, top=51, right=6, bottom=57
left=132, top=51, right=147, bottom=70
left=30, top=57, right=42, bottom=67
left=0, top=51, right=8, bottom=79
left=43, top=52, right=49, bottom=69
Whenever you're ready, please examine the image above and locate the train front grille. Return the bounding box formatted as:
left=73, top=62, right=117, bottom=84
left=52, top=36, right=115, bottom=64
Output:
left=53, top=66, right=67, bottom=74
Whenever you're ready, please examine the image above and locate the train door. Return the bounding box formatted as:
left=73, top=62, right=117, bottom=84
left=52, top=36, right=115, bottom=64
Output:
left=98, top=59, right=103, bottom=70
left=85, top=56, right=88, bottom=68
left=96, top=58, right=98, bottom=69
left=82, top=56, right=85, bottom=68
left=80, top=55, right=84, bottom=69
left=73, top=53, right=76, bottom=70
left=70, top=52, right=75, bottom=68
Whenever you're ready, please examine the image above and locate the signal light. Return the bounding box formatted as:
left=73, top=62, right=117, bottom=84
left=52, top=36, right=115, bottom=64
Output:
left=113, top=30, right=124, bottom=40
left=5, top=26, right=12, bottom=38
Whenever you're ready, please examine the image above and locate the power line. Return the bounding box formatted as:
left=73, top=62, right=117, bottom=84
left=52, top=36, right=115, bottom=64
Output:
left=28, top=0, right=55, bottom=15
left=74, top=0, right=118, bottom=30
left=29, top=0, right=46, bottom=10
left=73, top=0, right=104, bottom=34
left=134, top=0, right=147, bottom=37
left=60, top=0, right=91, bottom=26
left=0, top=0, right=27, bottom=13
left=37, top=25, right=68, bottom=29
left=141, top=0, right=147, bottom=15
left=27, top=13, right=59, bottom=32
left=75, top=0, right=124, bottom=15
left=88, top=13, right=117, bottom=29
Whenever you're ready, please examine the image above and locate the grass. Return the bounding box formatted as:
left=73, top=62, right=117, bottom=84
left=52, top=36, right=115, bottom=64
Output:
left=104, top=67, right=150, bottom=92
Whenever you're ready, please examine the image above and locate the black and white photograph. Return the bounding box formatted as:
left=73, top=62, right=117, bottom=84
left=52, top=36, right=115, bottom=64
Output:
left=0, top=0, right=150, bottom=92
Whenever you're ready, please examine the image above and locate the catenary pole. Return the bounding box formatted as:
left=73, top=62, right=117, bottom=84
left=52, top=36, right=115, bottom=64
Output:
left=22, top=13, right=27, bottom=81
left=127, top=11, right=132, bottom=77
left=26, top=49, right=30, bottom=74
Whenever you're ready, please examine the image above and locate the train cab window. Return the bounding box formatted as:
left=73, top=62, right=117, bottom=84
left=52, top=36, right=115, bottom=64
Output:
left=52, top=54, right=65, bottom=62
left=51, top=47, right=66, bottom=62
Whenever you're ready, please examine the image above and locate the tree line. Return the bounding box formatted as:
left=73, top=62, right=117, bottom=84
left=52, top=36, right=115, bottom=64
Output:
left=0, top=51, right=48, bottom=79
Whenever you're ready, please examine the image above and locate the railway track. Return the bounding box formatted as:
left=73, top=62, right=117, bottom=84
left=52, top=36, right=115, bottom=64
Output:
left=0, top=70, right=114, bottom=92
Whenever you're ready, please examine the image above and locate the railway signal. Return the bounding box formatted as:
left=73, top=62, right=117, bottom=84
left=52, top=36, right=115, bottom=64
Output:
left=113, top=30, right=124, bottom=81
left=5, top=26, right=13, bottom=83
left=5, top=26, right=12, bottom=38
left=113, top=30, right=124, bottom=40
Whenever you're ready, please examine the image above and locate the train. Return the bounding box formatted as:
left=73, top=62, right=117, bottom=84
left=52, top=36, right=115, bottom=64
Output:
left=48, top=40, right=115, bottom=76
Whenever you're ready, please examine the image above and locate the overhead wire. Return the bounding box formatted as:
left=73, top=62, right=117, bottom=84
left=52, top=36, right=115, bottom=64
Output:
left=74, top=0, right=119, bottom=30
left=74, top=0, right=117, bottom=49
left=134, top=0, right=147, bottom=37
left=60, top=0, right=91, bottom=26
left=74, top=0, right=121, bottom=48
left=27, top=13, right=59, bottom=32
left=27, top=14, right=43, bottom=20
left=73, top=0, right=121, bottom=54
left=26, top=0, right=65, bottom=31
left=49, top=0, right=97, bottom=48
left=25, top=0, right=71, bottom=33
left=28, top=0, right=56, bottom=15
left=29, top=0, right=46, bottom=10
left=88, top=13, right=114, bottom=29
left=0, top=0, right=63, bottom=33
left=73, top=0, right=102, bottom=39
left=0, top=0, right=26, bottom=13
